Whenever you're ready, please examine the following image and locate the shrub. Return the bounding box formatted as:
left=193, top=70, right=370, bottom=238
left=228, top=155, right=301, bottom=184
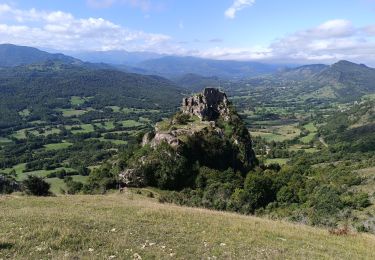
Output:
left=64, top=176, right=83, bottom=194
left=22, top=175, right=50, bottom=196
left=174, top=112, right=190, bottom=125
left=308, top=185, right=343, bottom=226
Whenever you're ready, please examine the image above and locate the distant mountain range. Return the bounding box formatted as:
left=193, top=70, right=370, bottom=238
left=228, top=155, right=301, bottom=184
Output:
left=133, top=56, right=283, bottom=78
left=0, top=44, right=286, bottom=79
left=1, top=44, right=375, bottom=101
left=67, top=50, right=164, bottom=66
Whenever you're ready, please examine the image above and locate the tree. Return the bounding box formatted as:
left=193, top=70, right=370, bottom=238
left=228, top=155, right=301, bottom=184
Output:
left=0, top=173, right=20, bottom=194
left=244, top=172, right=275, bottom=211
left=22, top=175, right=50, bottom=196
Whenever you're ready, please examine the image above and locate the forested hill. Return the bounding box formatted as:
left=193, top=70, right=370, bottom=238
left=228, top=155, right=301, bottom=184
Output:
left=0, top=44, right=82, bottom=67
left=320, top=99, right=375, bottom=153
left=0, top=61, right=184, bottom=129
left=314, top=60, right=375, bottom=99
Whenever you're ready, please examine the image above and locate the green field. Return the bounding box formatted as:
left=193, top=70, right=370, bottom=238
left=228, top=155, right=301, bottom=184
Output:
left=2, top=163, right=26, bottom=175
left=11, top=128, right=61, bottom=139
left=303, top=122, right=318, bottom=132
left=122, top=108, right=159, bottom=114
left=300, top=132, right=316, bottom=144
left=94, top=121, right=115, bottom=130
left=289, top=145, right=319, bottom=153
left=70, top=96, right=88, bottom=106
left=121, top=120, right=144, bottom=128
left=18, top=108, right=31, bottom=117
left=2, top=164, right=75, bottom=181
left=93, top=137, right=127, bottom=145
left=46, top=176, right=89, bottom=194
left=57, top=108, right=91, bottom=117
left=0, top=194, right=374, bottom=259
left=0, top=137, right=12, bottom=144
left=68, top=124, right=95, bottom=134
left=250, top=123, right=301, bottom=142
left=44, top=142, right=73, bottom=151
left=265, top=158, right=289, bottom=165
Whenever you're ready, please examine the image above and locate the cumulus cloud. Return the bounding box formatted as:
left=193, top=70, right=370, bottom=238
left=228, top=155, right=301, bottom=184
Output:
left=225, top=0, right=255, bottom=19
left=191, top=19, right=375, bottom=65
left=267, top=19, right=367, bottom=63
left=0, top=4, right=172, bottom=52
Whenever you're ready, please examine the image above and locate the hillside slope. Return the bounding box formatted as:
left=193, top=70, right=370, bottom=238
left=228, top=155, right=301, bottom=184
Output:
left=320, top=100, right=375, bottom=153
left=0, top=44, right=81, bottom=67
left=0, top=61, right=183, bottom=129
left=0, top=194, right=374, bottom=259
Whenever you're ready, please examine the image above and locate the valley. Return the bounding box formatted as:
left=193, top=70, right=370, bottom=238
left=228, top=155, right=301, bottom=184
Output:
left=1, top=44, right=375, bottom=249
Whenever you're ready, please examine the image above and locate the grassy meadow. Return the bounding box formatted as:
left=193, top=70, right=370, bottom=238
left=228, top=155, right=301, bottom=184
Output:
left=1, top=193, right=375, bottom=259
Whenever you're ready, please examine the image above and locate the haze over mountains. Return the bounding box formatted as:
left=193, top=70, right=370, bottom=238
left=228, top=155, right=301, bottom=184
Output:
left=0, top=44, right=286, bottom=78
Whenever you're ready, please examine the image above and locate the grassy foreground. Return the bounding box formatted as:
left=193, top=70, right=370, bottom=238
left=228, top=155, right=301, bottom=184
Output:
left=1, top=194, right=375, bottom=259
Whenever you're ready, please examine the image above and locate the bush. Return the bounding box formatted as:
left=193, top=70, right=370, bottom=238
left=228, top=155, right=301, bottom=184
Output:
left=342, top=192, right=371, bottom=209
left=308, top=185, right=343, bottom=226
left=22, top=175, right=50, bottom=196
left=64, top=176, right=84, bottom=194
left=173, top=112, right=190, bottom=125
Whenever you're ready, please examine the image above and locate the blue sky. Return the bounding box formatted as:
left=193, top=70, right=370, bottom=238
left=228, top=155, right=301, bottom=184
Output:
left=1, top=0, right=375, bottom=64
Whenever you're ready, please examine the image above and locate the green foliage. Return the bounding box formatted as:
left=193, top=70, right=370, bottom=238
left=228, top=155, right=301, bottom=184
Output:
left=63, top=176, right=84, bottom=194
left=308, top=185, right=343, bottom=226
left=136, top=143, right=194, bottom=190
left=85, top=164, right=117, bottom=193
left=0, top=173, right=19, bottom=194
left=22, top=175, right=50, bottom=196
left=341, top=192, right=371, bottom=209
left=243, top=171, right=276, bottom=211
left=173, top=111, right=191, bottom=125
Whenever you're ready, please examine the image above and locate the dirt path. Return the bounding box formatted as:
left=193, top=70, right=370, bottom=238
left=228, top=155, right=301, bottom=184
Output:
left=319, top=137, right=328, bottom=148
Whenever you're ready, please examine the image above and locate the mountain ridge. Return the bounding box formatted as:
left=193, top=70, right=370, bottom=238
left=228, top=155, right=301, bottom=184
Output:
left=0, top=44, right=82, bottom=67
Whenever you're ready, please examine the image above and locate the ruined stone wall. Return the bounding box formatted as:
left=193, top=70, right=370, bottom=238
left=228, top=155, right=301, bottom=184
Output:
left=181, top=88, right=229, bottom=121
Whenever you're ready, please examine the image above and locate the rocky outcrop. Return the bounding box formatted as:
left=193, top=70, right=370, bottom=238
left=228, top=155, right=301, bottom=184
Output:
left=182, top=88, right=230, bottom=121
left=119, top=168, right=145, bottom=187
left=119, top=88, right=257, bottom=187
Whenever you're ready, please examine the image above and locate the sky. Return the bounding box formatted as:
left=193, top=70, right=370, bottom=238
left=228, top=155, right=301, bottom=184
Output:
left=1, top=0, right=375, bottom=64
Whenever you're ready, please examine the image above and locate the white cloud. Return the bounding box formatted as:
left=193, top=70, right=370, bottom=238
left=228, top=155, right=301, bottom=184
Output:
left=190, top=19, right=375, bottom=65
left=192, top=46, right=272, bottom=60
left=0, top=4, right=172, bottom=52
left=265, top=19, right=375, bottom=64
left=225, top=0, right=255, bottom=19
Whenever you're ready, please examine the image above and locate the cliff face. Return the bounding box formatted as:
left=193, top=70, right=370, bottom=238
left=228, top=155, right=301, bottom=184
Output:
left=182, top=88, right=230, bottom=121
left=120, top=88, right=257, bottom=187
